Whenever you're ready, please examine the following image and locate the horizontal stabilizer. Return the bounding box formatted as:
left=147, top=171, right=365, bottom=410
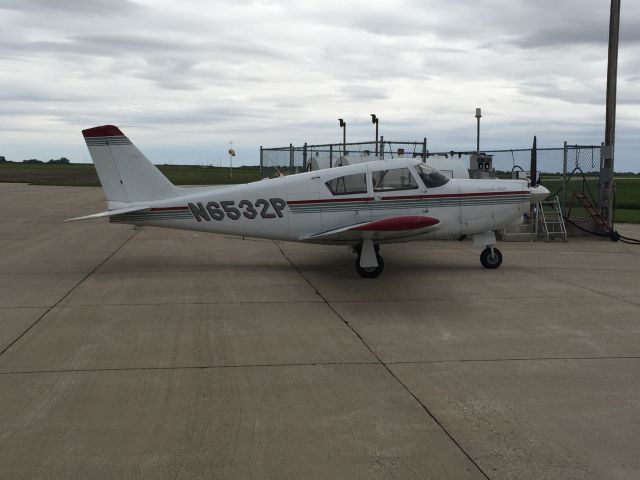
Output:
left=65, top=205, right=150, bottom=222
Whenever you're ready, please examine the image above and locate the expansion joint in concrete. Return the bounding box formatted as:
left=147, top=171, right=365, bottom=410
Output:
left=0, top=361, right=381, bottom=376
left=0, top=228, right=141, bottom=358
left=274, top=242, right=493, bottom=480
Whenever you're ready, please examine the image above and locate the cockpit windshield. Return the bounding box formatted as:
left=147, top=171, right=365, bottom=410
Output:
left=415, top=163, right=450, bottom=188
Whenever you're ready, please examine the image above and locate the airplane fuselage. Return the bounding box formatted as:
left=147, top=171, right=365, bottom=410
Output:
left=109, top=158, right=530, bottom=244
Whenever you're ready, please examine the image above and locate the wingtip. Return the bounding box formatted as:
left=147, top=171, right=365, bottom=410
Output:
left=82, top=125, right=124, bottom=138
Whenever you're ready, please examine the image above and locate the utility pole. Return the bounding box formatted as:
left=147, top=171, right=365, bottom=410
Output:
left=600, top=0, right=621, bottom=228
left=338, top=118, right=346, bottom=155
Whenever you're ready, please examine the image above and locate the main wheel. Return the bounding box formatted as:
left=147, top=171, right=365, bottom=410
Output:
left=480, top=247, right=503, bottom=269
left=355, top=254, right=384, bottom=278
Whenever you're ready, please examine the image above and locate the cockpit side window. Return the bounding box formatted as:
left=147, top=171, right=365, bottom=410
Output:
left=415, top=163, right=450, bottom=188
left=372, top=168, right=418, bottom=192
left=325, top=173, right=368, bottom=195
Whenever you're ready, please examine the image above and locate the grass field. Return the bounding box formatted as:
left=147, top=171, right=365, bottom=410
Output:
left=539, top=176, right=640, bottom=224
left=2, top=162, right=639, bottom=223
left=0, top=162, right=262, bottom=186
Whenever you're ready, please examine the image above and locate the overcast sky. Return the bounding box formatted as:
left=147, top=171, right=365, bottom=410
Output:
left=1, top=0, right=639, bottom=170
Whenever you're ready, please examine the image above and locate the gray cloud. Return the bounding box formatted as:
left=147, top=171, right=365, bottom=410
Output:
left=0, top=0, right=139, bottom=15
left=0, top=0, right=639, bottom=171
left=341, top=84, right=389, bottom=101
left=515, top=24, right=640, bottom=49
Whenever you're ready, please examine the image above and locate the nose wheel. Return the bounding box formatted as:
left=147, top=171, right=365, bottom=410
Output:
left=480, top=246, right=503, bottom=269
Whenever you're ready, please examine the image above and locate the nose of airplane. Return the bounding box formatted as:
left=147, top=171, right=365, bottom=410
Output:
left=530, top=184, right=550, bottom=203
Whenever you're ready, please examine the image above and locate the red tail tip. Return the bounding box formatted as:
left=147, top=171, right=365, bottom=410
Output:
left=82, top=125, right=124, bottom=138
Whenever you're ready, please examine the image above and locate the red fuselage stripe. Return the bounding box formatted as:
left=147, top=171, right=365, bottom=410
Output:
left=381, top=191, right=529, bottom=201
left=287, top=196, right=374, bottom=205
left=149, top=190, right=529, bottom=212
left=287, top=190, right=529, bottom=205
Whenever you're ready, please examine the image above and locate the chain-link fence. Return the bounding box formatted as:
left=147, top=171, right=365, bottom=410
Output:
left=260, top=140, right=602, bottom=217
left=483, top=145, right=601, bottom=216
left=260, top=138, right=428, bottom=176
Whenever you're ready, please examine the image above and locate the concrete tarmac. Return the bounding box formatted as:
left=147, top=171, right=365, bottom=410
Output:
left=1, top=183, right=640, bottom=479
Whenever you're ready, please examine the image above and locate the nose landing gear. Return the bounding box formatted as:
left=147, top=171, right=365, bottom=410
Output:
left=480, top=246, right=503, bottom=269
left=472, top=232, right=503, bottom=270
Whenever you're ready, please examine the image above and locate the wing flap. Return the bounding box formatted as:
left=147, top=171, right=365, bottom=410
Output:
left=65, top=206, right=151, bottom=222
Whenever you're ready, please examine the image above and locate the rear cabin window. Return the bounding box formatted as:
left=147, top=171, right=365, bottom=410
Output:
left=325, top=173, right=368, bottom=195
left=372, top=168, right=418, bottom=192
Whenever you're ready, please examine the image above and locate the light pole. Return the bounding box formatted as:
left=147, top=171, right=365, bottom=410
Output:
left=371, top=114, right=379, bottom=156
left=228, top=142, right=235, bottom=178
left=475, top=107, right=482, bottom=154
left=338, top=118, right=346, bottom=155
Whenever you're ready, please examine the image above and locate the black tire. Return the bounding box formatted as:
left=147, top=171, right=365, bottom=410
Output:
left=480, top=247, right=503, bottom=269
left=355, top=254, right=384, bottom=278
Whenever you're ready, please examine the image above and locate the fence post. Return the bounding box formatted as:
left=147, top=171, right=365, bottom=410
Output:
left=422, top=137, right=427, bottom=162
left=329, top=145, right=333, bottom=168
left=380, top=135, right=384, bottom=160
left=598, top=142, right=605, bottom=206
left=289, top=143, right=293, bottom=169
left=303, top=142, right=308, bottom=171
left=259, top=146, right=263, bottom=178
left=562, top=141, right=568, bottom=216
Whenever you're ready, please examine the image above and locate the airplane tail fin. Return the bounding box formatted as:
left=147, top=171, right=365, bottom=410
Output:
left=82, top=125, right=180, bottom=204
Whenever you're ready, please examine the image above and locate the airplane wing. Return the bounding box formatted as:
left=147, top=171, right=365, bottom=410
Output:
left=65, top=205, right=151, bottom=222
left=304, top=215, right=440, bottom=242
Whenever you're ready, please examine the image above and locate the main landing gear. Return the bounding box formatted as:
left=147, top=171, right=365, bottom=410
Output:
left=351, top=235, right=503, bottom=277
left=353, top=240, right=384, bottom=278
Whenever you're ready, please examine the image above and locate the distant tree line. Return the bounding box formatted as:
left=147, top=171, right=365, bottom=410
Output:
left=0, top=156, right=73, bottom=164
left=4, top=157, right=71, bottom=164
left=46, top=157, right=70, bottom=164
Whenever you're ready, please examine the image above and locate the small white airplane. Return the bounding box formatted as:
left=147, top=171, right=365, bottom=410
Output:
left=69, top=125, right=550, bottom=277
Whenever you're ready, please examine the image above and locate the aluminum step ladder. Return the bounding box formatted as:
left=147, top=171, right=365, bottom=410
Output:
left=537, top=195, right=567, bottom=241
